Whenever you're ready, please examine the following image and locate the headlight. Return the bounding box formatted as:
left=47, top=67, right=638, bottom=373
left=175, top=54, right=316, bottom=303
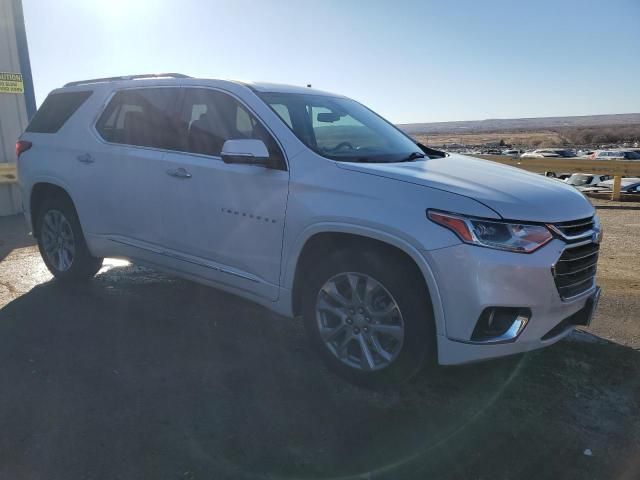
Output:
left=427, top=210, right=553, bottom=253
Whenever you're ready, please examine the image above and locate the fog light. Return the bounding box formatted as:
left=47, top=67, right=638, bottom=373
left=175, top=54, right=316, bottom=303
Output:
left=470, top=307, right=531, bottom=343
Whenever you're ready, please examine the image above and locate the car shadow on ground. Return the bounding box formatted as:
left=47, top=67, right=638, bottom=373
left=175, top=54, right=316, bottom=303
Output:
left=0, top=264, right=638, bottom=480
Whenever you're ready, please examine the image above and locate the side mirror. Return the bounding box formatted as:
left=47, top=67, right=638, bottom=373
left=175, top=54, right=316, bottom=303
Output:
left=221, top=139, right=270, bottom=167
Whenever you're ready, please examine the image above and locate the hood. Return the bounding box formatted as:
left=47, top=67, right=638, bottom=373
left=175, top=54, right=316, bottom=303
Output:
left=336, top=154, right=595, bottom=223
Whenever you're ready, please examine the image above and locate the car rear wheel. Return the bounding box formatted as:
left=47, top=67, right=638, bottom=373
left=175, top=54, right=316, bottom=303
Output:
left=36, top=196, right=103, bottom=281
left=301, top=247, right=435, bottom=387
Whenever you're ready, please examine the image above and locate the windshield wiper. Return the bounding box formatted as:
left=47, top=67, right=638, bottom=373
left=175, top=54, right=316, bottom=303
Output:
left=337, top=153, right=426, bottom=164
left=397, top=152, right=426, bottom=162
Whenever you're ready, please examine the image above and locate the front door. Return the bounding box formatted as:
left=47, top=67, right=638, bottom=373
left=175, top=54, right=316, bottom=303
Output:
left=160, top=88, right=289, bottom=300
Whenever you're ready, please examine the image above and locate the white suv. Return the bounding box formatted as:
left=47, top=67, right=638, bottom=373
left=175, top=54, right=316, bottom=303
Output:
left=17, top=74, right=602, bottom=386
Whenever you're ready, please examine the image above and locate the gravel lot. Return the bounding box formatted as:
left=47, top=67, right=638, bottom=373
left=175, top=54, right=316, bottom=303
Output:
left=0, top=209, right=638, bottom=480
left=586, top=208, right=640, bottom=348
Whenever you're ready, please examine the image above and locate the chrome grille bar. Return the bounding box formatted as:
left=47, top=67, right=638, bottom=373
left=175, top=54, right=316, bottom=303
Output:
left=551, top=223, right=599, bottom=300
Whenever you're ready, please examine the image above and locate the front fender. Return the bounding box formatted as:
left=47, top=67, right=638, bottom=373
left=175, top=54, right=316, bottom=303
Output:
left=281, top=221, right=447, bottom=337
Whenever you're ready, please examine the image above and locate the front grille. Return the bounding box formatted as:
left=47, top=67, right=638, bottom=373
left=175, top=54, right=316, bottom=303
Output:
left=550, top=217, right=595, bottom=241
left=552, top=241, right=599, bottom=300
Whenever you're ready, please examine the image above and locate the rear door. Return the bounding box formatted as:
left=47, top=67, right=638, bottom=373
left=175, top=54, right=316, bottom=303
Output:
left=159, top=88, right=290, bottom=300
left=88, top=87, right=181, bottom=249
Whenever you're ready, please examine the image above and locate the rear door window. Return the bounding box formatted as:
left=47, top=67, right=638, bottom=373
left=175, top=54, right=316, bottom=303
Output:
left=26, top=91, right=93, bottom=133
left=95, top=88, right=179, bottom=149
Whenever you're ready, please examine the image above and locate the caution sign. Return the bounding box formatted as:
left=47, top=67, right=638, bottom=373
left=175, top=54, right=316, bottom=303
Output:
left=0, top=72, right=24, bottom=94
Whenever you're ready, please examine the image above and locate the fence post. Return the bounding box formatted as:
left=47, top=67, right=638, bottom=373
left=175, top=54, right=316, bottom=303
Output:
left=611, top=175, right=622, bottom=201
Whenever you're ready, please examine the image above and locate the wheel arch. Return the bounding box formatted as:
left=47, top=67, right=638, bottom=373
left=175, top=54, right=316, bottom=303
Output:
left=30, top=182, right=75, bottom=238
left=286, top=224, right=446, bottom=337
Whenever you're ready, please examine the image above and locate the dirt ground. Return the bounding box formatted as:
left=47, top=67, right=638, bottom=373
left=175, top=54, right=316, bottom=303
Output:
left=585, top=207, right=640, bottom=348
left=0, top=208, right=638, bottom=480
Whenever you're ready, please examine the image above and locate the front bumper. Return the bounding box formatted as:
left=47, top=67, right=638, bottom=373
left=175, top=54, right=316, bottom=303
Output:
left=422, top=239, right=598, bottom=365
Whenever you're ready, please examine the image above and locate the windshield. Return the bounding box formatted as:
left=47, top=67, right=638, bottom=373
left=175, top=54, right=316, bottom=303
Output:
left=566, top=174, right=593, bottom=186
left=257, top=92, right=424, bottom=162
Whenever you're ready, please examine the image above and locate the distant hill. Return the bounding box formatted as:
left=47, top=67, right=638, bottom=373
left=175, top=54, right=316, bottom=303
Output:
left=398, top=113, right=640, bottom=135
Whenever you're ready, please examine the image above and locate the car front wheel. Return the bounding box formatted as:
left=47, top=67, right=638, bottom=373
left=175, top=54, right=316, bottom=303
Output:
left=302, top=247, right=435, bottom=387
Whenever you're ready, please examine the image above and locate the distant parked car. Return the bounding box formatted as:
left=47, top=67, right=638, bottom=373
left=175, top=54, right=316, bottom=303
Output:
left=541, top=171, right=572, bottom=181
left=521, top=149, right=577, bottom=158
left=621, top=182, right=640, bottom=194
left=581, top=177, right=640, bottom=193
left=576, top=150, right=595, bottom=157
left=565, top=173, right=613, bottom=190
left=503, top=149, right=521, bottom=157
left=589, top=150, right=640, bottom=160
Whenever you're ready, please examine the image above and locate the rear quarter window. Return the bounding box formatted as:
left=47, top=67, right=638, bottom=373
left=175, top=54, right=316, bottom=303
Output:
left=26, top=91, right=93, bottom=133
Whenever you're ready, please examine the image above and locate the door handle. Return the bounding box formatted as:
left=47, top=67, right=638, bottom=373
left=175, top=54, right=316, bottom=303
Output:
left=166, top=167, right=192, bottom=179
left=77, top=153, right=94, bottom=164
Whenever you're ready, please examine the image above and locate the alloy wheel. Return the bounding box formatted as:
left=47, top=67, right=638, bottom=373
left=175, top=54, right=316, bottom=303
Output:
left=41, top=209, right=75, bottom=272
left=315, top=272, right=405, bottom=371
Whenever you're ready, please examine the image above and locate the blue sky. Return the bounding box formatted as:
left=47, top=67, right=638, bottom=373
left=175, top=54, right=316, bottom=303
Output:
left=22, top=0, right=640, bottom=123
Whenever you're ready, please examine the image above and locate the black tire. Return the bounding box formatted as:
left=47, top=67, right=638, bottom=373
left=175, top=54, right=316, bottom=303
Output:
left=301, top=247, right=436, bottom=388
left=36, top=195, right=103, bottom=281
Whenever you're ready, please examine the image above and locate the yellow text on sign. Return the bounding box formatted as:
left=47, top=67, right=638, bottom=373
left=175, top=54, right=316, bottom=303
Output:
left=0, top=72, right=24, bottom=94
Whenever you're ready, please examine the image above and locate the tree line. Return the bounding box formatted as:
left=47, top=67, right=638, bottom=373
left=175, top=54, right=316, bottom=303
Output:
left=557, top=124, right=640, bottom=146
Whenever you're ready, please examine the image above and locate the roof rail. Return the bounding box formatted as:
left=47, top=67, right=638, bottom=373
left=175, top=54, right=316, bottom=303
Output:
left=64, top=73, right=191, bottom=88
